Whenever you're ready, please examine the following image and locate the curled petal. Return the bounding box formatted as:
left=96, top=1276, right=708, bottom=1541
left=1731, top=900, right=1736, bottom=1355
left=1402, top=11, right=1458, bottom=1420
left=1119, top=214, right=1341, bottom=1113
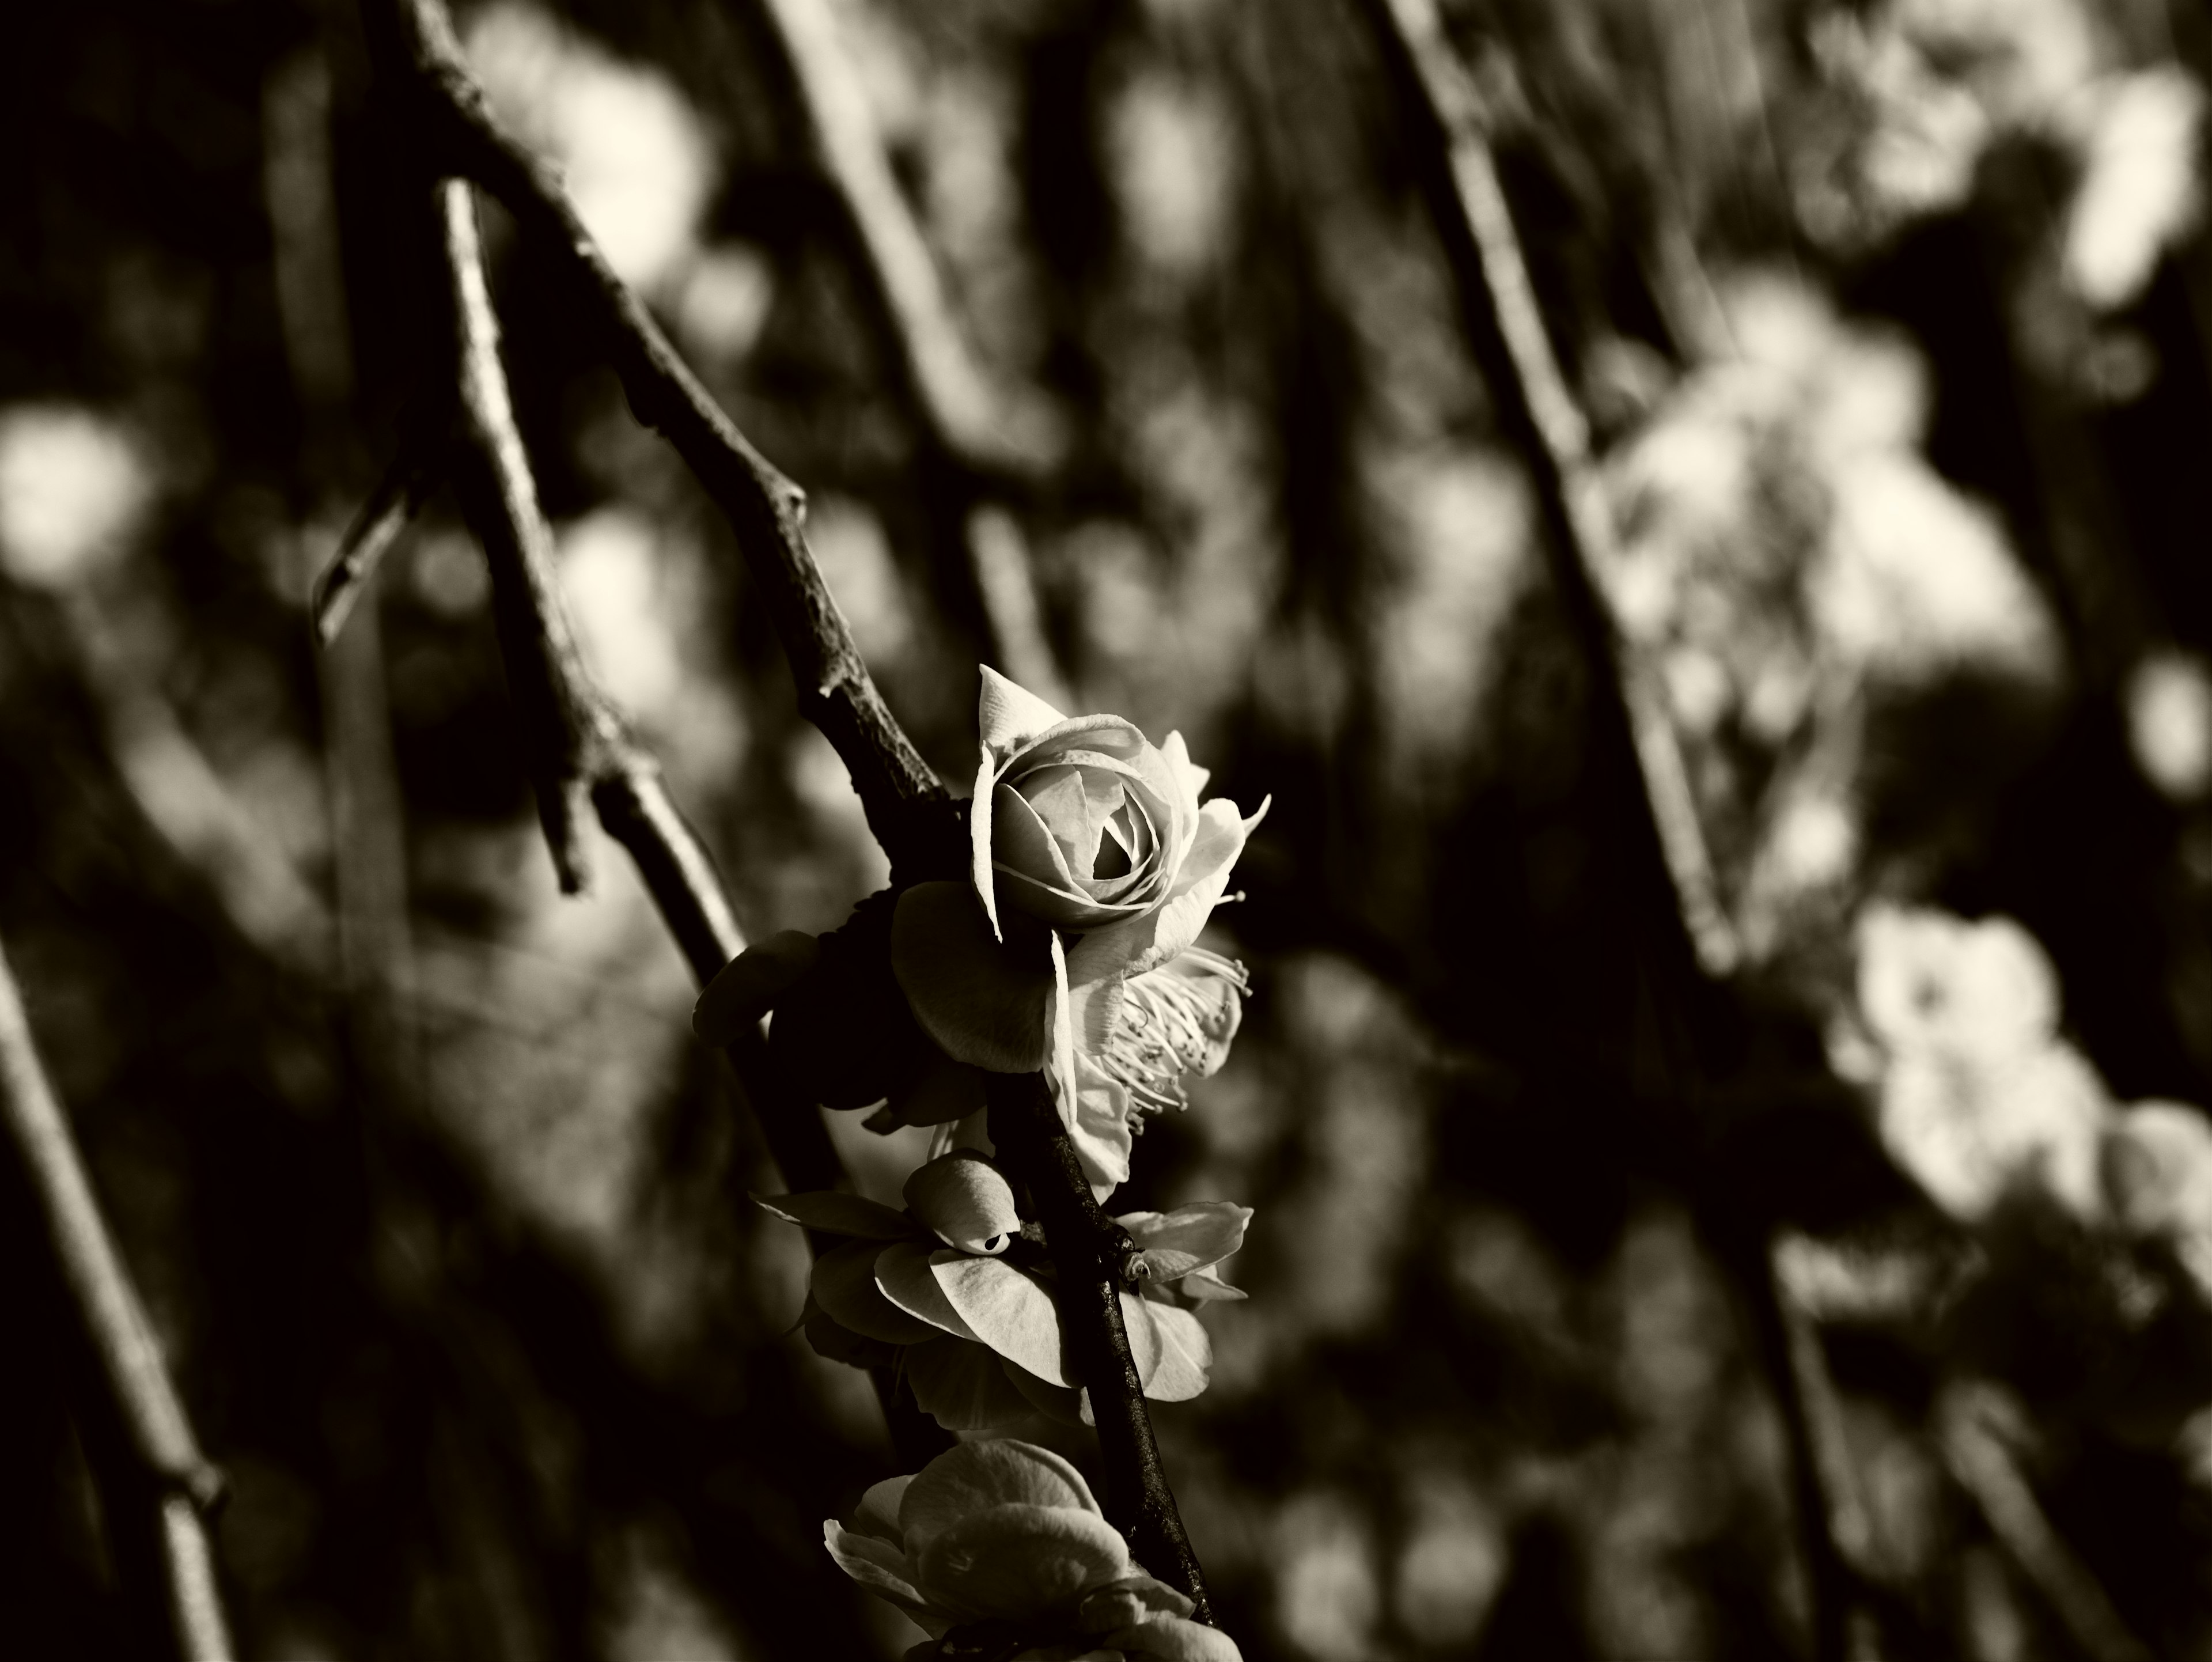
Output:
left=978, top=665, right=1073, bottom=760
left=854, top=1475, right=912, bottom=1544
left=915, top=1504, right=1132, bottom=1625
left=1158, top=731, right=1208, bottom=813
left=815, top=1240, right=942, bottom=1345
left=752, top=1191, right=913, bottom=1240
left=892, top=883, right=1054, bottom=1072
left=1078, top=1577, right=1196, bottom=1633
left=1117, top=1202, right=1252, bottom=1281
left=692, top=930, right=820, bottom=1042
left=875, top=1241, right=983, bottom=1341
left=824, top=1520, right=942, bottom=1634
left=898, top=1439, right=1102, bottom=1560
left=903, top=1334, right=1039, bottom=1433
left=1063, top=798, right=1267, bottom=987
left=1052, top=1047, right=1134, bottom=1196
left=931, top=1254, right=1074, bottom=1385
left=1171, top=1265, right=1247, bottom=1304
left=904, top=1152, right=1022, bottom=1254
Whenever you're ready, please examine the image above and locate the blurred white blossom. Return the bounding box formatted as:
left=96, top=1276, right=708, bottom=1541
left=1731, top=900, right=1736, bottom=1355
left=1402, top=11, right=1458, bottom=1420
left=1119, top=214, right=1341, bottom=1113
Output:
left=0, top=404, right=152, bottom=590
left=2064, top=69, right=2205, bottom=311
left=465, top=2, right=715, bottom=292
left=2126, top=650, right=2212, bottom=801
left=1854, top=904, right=2111, bottom=1220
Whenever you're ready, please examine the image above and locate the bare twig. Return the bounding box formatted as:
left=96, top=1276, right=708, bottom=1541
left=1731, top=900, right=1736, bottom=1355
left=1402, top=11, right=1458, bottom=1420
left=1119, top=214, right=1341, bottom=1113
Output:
left=430, top=176, right=845, bottom=1201
left=748, top=0, right=1053, bottom=479
left=1358, top=0, right=1738, bottom=978
left=1939, top=1383, right=2153, bottom=1662
left=986, top=1072, right=1209, bottom=1619
left=311, top=429, right=443, bottom=645
left=377, top=0, right=947, bottom=861
left=0, top=934, right=233, bottom=1661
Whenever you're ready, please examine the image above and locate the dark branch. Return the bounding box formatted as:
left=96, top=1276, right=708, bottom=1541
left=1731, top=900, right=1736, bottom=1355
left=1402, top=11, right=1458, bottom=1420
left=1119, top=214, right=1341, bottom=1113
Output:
left=986, top=1071, right=1209, bottom=1621
left=311, top=406, right=444, bottom=646
left=384, top=0, right=946, bottom=859
left=0, top=934, right=233, bottom=1661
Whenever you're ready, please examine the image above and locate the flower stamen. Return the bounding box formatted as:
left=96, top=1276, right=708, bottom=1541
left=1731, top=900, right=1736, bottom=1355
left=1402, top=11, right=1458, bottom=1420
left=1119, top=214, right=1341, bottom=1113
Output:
left=1099, top=948, right=1249, bottom=1114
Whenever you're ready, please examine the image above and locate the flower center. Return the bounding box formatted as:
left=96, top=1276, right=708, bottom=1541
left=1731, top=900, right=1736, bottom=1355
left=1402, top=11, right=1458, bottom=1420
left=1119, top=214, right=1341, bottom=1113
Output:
left=1099, top=949, right=1249, bottom=1115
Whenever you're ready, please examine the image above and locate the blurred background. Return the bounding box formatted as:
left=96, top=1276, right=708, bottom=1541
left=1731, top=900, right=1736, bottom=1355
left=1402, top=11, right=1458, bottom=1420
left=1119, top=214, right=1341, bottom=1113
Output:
left=11, top=0, right=2212, bottom=1656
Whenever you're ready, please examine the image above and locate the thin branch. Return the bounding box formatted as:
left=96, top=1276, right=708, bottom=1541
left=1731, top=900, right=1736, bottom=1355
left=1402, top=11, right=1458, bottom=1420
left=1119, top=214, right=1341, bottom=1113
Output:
left=430, top=176, right=845, bottom=1200
left=1938, top=1383, right=2153, bottom=1662
left=986, top=1071, right=1210, bottom=1621
left=1357, top=0, right=1738, bottom=978
left=311, top=424, right=442, bottom=645
left=747, top=0, right=1055, bottom=480
left=379, top=0, right=948, bottom=863
left=0, top=933, right=233, bottom=1661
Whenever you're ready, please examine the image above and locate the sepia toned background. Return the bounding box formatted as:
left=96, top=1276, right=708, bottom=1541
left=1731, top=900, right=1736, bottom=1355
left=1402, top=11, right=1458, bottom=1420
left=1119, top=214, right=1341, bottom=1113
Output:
left=9, top=0, right=2212, bottom=1656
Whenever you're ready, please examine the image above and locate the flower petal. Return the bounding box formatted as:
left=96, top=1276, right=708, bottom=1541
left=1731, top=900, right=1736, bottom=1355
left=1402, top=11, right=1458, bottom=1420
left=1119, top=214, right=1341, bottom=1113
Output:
left=1078, top=1576, right=1195, bottom=1631
left=815, top=1239, right=944, bottom=1344
left=931, top=1254, right=1074, bottom=1384
left=979, top=665, right=1073, bottom=759
left=752, top=1190, right=914, bottom=1240
left=897, top=1438, right=1102, bottom=1555
left=854, top=1475, right=912, bottom=1544
left=1094, top=1616, right=1243, bottom=1660
left=1064, top=797, right=1266, bottom=986
left=903, top=1152, right=1021, bottom=1255
left=824, top=1519, right=942, bottom=1632
left=802, top=1295, right=895, bottom=1367
left=692, top=930, right=820, bottom=1043
left=995, top=782, right=1088, bottom=896
left=1052, top=1047, right=1133, bottom=1194
left=1171, top=1266, right=1247, bottom=1303
left=1138, top=1301, right=1212, bottom=1402
left=892, top=882, right=1054, bottom=1072
left=875, top=1240, right=983, bottom=1341
left=887, top=1048, right=988, bottom=1127
left=1159, top=731, right=1208, bottom=813
left=1117, top=1202, right=1253, bottom=1281
left=903, top=1334, right=1040, bottom=1433
left=916, top=1504, right=1132, bottom=1625
left=1002, top=1357, right=1086, bottom=1426
left=972, top=744, right=1003, bottom=940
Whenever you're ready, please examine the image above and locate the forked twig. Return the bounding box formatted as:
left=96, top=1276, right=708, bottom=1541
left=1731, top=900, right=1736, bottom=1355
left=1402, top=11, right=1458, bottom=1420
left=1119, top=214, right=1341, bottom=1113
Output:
left=0, top=935, right=233, bottom=1661
left=379, top=0, right=946, bottom=861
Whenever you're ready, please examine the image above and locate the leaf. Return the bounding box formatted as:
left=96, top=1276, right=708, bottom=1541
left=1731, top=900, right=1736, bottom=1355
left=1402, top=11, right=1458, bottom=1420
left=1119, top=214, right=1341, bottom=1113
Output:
left=752, top=1190, right=912, bottom=1240
left=930, top=1254, right=1073, bottom=1384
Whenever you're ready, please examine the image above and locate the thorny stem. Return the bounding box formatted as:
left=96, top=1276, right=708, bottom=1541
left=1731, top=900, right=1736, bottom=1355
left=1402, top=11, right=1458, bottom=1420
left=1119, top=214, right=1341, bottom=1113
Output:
left=0, top=934, right=234, bottom=1661
left=986, top=1072, right=1210, bottom=1621
left=385, top=0, right=948, bottom=860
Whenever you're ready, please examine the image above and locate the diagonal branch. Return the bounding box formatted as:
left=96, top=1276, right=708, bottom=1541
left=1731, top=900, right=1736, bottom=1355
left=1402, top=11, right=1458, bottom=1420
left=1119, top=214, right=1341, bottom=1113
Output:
left=378, top=0, right=948, bottom=865
left=0, top=933, right=233, bottom=1662
left=986, top=1072, right=1210, bottom=1620
left=431, top=175, right=843, bottom=1198
left=1357, top=0, right=1738, bottom=980
left=746, top=0, right=1054, bottom=481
